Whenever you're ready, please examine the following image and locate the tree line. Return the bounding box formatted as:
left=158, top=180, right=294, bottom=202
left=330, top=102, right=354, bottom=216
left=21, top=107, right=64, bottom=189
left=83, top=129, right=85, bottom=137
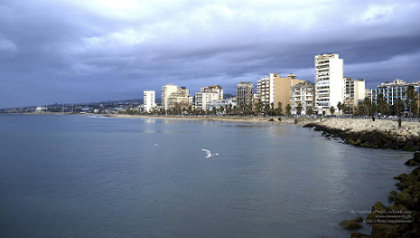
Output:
left=123, top=86, right=419, bottom=117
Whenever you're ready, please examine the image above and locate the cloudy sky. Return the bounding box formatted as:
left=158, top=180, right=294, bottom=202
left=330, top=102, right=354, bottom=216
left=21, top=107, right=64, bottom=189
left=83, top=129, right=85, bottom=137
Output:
left=1, top=0, right=420, bottom=108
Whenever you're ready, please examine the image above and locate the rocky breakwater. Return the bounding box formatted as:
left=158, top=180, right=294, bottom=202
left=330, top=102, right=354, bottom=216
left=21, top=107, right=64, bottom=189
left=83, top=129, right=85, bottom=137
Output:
left=304, top=118, right=420, bottom=151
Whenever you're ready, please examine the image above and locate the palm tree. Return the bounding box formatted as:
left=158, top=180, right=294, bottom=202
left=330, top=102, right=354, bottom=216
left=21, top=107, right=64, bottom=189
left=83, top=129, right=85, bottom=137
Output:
left=329, top=106, right=335, bottom=115
left=406, top=85, right=417, bottom=117
left=277, top=102, right=283, bottom=116
left=377, top=93, right=390, bottom=116
left=286, top=104, right=291, bottom=116
left=337, top=102, right=344, bottom=115
left=296, top=103, right=303, bottom=115
left=395, top=98, right=404, bottom=128
left=363, top=97, right=373, bottom=116
left=264, top=104, right=270, bottom=115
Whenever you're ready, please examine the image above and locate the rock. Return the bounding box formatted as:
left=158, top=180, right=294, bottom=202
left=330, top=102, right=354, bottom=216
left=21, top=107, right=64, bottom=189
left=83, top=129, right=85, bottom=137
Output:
left=404, top=159, right=417, bottom=166
left=414, top=151, right=420, bottom=162
left=350, top=232, right=369, bottom=238
left=340, top=217, right=363, bottom=230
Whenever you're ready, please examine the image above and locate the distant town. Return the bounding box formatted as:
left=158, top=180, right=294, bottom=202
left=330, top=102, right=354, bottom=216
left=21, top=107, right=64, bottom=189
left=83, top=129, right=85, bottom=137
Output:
left=2, top=53, right=419, bottom=117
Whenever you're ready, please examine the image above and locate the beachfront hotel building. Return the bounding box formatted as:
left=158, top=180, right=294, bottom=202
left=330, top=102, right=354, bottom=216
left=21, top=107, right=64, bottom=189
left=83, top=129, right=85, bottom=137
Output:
left=161, top=84, right=179, bottom=111
left=344, top=77, right=366, bottom=107
left=194, top=84, right=223, bottom=110
left=314, top=53, right=344, bottom=115
left=371, top=79, right=420, bottom=105
left=143, top=90, right=156, bottom=113
left=290, top=81, right=314, bottom=115
left=236, top=82, right=254, bottom=106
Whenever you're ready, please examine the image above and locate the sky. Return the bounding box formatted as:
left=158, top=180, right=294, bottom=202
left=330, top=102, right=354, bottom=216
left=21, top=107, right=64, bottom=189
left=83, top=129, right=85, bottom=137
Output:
left=1, top=0, right=420, bottom=108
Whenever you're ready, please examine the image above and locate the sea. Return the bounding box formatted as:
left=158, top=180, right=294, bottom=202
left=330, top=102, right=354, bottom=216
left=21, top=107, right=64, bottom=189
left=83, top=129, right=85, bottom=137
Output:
left=0, top=114, right=412, bottom=237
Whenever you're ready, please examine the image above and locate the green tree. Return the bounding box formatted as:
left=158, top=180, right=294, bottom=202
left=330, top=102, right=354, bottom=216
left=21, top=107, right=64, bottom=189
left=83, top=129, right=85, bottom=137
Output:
left=270, top=102, right=275, bottom=116
left=211, top=106, right=217, bottom=115
left=286, top=104, right=291, bottom=116
left=277, top=102, right=283, bottom=116
left=306, top=107, right=313, bottom=115
left=395, top=98, right=404, bottom=128
left=226, top=104, right=232, bottom=115
left=187, top=105, right=192, bottom=114
left=264, top=104, right=270, bottom=115
left=219, top=106, right=225, bottom=114
left=329, top=106, right=335, bottom=115
left=377, top=93, right=390, bottom=116
left=296, top=103, right=303, bottom=115
left=337, top=102, right=344, bottom=115
left=406, top=85, right=417, bottom=117
left=363, top=97, right=373, bottom=116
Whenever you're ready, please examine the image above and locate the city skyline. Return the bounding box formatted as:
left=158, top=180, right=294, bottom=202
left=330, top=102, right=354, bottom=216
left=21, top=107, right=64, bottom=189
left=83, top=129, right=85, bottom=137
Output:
left=1, top=0, right=420, bottom=108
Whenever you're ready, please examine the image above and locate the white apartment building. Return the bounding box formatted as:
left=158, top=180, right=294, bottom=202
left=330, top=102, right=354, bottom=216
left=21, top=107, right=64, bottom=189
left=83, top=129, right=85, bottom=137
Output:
left=161, top=84, right=179, bottom=111
left=290, top=81, right=314, bottom=115
left=315, top=53, right=344, bottom=114
left=143, top=90, right=156, bottom=113
left=206, top=97, right=237, bottom=111
left=256, top=73, right=276, bottom=105
left=194, top=84, right=223, bottom=110
left=195, top=91, right=220, bottom=110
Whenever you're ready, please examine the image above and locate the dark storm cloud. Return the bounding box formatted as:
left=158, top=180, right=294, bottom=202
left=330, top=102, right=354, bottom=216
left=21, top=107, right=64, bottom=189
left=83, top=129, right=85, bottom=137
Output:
left=1, top=0, right=420, bottom=107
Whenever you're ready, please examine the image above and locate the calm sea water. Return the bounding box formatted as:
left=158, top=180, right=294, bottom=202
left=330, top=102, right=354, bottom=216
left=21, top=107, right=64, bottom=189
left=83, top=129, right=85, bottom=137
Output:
left=0, top=114, right=412, bottom=238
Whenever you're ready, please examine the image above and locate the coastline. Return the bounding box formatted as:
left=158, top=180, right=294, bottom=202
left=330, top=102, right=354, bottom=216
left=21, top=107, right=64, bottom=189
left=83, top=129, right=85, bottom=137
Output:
left=104, top=114, right=314, bottom=125
left=107, top=113, right=420, bottom=151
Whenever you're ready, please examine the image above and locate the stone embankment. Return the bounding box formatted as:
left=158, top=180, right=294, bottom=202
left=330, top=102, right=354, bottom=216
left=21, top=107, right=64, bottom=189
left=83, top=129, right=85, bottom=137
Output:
left=304, top=118, right=420, bottom=151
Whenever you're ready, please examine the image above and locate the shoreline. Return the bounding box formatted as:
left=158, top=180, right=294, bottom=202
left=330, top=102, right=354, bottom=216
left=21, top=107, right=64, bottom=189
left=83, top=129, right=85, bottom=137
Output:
left=104, top=114, right=316, bottom=125
left=6, top=112, right=420, bottom=151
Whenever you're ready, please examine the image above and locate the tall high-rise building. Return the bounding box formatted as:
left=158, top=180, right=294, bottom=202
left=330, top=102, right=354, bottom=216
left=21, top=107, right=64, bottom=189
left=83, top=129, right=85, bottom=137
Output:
left=256, top=77, right=270, bottom=105
left=236, top=82, right=254, bottom=106
left=314, top=53, right=344, bottom=114
left=161, top=84, right=179, bottom=111
left=256, top=73, right=277, bottom=105
left=143, top=90, right=156, bottom=113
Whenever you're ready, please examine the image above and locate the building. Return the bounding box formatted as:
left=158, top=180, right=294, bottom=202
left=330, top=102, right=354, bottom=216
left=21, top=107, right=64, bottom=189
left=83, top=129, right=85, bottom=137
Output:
left=257, top=73, right=304, bottom=111
left=290, top=81, right=314, bottom=115
left=194, top=84, right=223, bottom=110
left=372, top=79, right=420, bottom=105
left=314, top=53, right=344, bottom=114
left=274, top=74, right=304, bottom=112
left=344, top=77, right=366, bottom=107
left=167, top=87, right=192, bottom=110
left=143, top=90, right=156, bottom=113
left=161, top=84, right=179, bottom=111
left=206, top=97, right=237, bottom=111
left=365, top=89, right=372, bottom=102
left=236, top=82, right=254, bottom=106
left=256, top=73, right=276, bottom=105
